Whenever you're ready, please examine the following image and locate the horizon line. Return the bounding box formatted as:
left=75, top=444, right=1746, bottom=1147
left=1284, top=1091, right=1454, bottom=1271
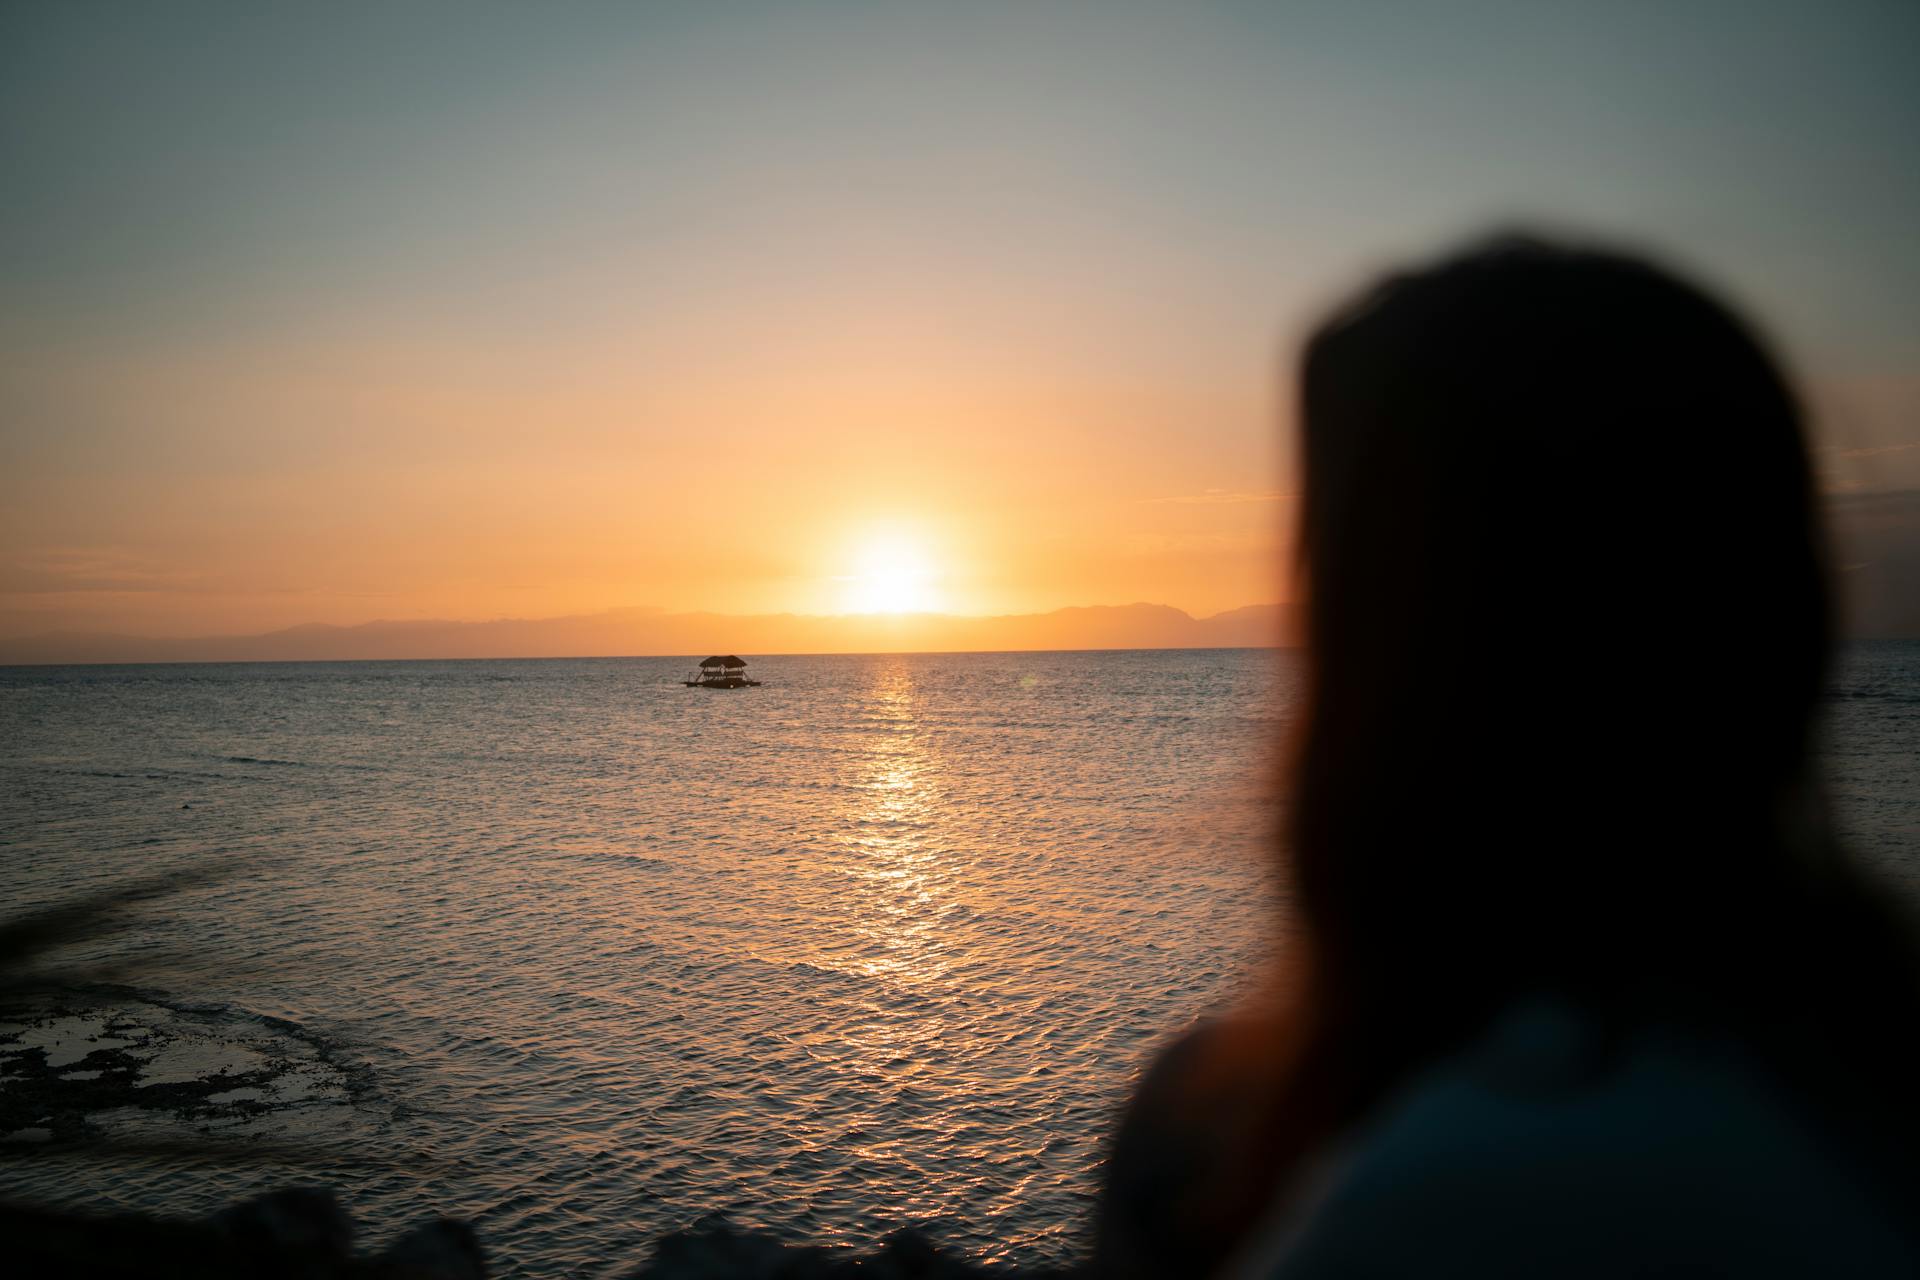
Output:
left=0, top=599, right=1303, bottom=666
left=0, top=642, right=1303, bottom=671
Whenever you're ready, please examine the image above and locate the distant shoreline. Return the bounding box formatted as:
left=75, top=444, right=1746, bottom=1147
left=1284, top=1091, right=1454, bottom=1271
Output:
left=0, top=642, right=1302, bottom=670
left=6, top=639, right=1919, bottom=671
left=0, top=602, right=1303, bottom=667
left=7, top=599, right=1917, bottom=667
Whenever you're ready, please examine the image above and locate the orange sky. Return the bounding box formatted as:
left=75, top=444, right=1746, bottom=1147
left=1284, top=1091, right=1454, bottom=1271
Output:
left=3, top=306, right=1290, bottom=634
left=3, top=4, right=1917, bottom=645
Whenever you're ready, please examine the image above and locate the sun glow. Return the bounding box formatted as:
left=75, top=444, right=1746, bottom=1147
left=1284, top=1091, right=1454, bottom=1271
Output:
left=844, top=536, right=940, bottom=614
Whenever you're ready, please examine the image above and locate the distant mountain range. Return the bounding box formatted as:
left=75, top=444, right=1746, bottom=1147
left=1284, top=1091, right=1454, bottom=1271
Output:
left=0, top=603, right=1302, bottom=666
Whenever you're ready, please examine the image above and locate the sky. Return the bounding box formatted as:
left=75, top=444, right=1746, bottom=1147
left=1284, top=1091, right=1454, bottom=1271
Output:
left=3, top=1, right=1917, bottom=642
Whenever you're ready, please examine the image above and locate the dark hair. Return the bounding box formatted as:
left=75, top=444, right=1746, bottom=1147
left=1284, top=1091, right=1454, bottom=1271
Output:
left=1093, top=236, right=1920, bottom=1279
left=1272, top=233, right=1920, bottom=1193
left=1295, top=236, right=1827, bottom=1003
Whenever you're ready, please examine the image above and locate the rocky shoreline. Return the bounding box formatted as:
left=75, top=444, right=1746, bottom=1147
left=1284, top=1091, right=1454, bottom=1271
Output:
left=0, top=988, right=369, bottom=1149
left=1, top=988, right=1059, bottom=1278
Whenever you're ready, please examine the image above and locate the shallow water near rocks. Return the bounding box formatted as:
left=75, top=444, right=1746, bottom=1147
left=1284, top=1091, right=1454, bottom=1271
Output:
left=1, top=646, right=1914, bottom=1276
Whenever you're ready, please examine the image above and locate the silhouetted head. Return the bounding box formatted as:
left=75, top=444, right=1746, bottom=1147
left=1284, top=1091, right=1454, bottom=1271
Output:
left=1095, top=237, right=1919, bottom=1280
left=1289, top=235, right=1837, bottom=1020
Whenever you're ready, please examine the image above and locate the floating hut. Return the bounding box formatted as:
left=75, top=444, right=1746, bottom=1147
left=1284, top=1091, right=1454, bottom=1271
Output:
left=684, top=655, right=760, bottom=689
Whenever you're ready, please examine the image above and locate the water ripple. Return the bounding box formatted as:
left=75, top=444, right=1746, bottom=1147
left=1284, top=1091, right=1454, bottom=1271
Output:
left=0, top=646, right=1913, bottom=1276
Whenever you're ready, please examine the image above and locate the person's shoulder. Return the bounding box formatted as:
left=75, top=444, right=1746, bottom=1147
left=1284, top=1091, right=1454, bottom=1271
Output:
left=1240, top=998, right=1917, bottom=1278
left=1098, top=1014, right=1289, bottom=1280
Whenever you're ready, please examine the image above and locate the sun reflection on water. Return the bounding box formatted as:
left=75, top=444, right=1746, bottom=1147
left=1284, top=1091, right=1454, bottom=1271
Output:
left=833, top=660, right=952, bottom=988
left=0, top=650, right=1301, bottom=1272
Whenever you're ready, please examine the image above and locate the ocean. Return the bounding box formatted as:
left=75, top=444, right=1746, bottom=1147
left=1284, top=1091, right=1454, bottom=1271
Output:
left=1, top=646, right=1915, bottom=1276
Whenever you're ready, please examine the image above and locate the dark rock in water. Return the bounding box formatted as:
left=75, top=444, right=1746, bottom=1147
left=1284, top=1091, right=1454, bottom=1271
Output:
left=636, top=1219, right=829, bottom=1280
left=0, top=993, right=368, bottom=1148
left=632, top=1217, right=1068, bottom=1279
left=213, top=1186, right=353, bottom=1261
left=376, top=1217, right=489, bottom=1279
left=2, top=999, right=1047, bottom=1279
left=5, top=1195, right=1046, bottom=1280
left=2, top=1186, right=485, bottom=1278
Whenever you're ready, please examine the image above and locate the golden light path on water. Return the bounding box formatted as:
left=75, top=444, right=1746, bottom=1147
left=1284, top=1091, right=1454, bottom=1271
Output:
left=1, top=647, right=1914, bottom=1275
left=842, top=662, right=949, bottom=986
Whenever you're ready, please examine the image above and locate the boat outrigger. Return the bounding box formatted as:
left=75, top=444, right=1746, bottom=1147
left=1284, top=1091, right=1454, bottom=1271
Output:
left=684, top=655, right=760, bottom=689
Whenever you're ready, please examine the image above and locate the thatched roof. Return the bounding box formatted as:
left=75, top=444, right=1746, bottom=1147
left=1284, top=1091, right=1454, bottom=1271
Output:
left=699, top=655, right=746, bottom=668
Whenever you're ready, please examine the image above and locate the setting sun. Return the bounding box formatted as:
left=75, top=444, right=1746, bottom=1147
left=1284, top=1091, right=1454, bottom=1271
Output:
left=845, top=537, right=939, bottom=614
left=5, top=6, right=1919, bottom=1279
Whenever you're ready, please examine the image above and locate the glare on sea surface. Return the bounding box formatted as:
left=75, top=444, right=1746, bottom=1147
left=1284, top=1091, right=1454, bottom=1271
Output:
left=837, top=660, right=950, bottom=987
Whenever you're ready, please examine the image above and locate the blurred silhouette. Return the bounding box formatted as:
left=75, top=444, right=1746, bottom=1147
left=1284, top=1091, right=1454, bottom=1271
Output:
left=1095, top=236, right=1920, bottom=1277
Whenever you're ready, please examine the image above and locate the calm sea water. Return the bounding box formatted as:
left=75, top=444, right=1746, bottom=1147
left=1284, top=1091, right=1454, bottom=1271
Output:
left=1, top=646, right=1915, bottom=1277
